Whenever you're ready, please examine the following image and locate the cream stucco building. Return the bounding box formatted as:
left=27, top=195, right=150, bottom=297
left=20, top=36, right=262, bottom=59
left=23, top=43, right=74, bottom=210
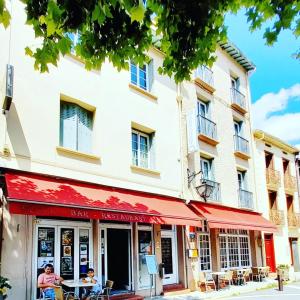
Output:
left=0, top=1, right=278, bottom=300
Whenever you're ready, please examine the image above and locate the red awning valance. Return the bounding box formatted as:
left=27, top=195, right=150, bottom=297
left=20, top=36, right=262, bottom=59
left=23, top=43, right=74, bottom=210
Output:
left=4, top=171, right=202, bottom=227
left=190, top=201, right=277, bottom=232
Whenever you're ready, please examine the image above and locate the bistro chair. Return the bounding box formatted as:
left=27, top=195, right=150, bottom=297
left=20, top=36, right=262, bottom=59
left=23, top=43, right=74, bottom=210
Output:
left=241, top=269, right=251, bottom=285
left=39, top=289, right=52, bottom=300
left=260, top=266, right=270, bottom=280
left=251, top=267, right=261, bottom=281
left=198, top=272, right=216, bottom=291
left=94, top=280, right=114, bottom=300
left=63, top=290, right=80, bottom=300
left=222, top=270, right=233, bottom=286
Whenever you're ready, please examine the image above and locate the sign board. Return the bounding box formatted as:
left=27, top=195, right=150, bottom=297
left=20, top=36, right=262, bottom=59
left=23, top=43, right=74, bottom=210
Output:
left=145, top=255, right=158, bottom=275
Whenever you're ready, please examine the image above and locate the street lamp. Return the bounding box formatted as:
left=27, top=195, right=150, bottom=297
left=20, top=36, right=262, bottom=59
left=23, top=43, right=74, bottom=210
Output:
left=187, top=169, right=214, bottom=201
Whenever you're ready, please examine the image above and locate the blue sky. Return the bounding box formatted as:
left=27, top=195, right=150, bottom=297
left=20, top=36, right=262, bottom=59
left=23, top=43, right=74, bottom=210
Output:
left=225, top=11, right=300, bottom=147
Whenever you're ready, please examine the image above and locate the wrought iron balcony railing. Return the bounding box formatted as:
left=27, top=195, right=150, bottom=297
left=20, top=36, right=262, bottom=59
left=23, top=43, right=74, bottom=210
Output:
left=197, top=115, right=217, bottom=141
left=231, top=87, right=246, bottom=111
left=287, top=213, right=300, bottom=227
left=266, top=168, right=281, bottom=190
left=269, top=209, right=285, bottom=225
left=194, top=65, right=214, bottom=87
left=284, top=174, right=297, bottom=194
left=238, top=189, right=253, bottom=209
left=203, top=179, right=221, bottom=203
left=234, top=135, right=250, bottom=155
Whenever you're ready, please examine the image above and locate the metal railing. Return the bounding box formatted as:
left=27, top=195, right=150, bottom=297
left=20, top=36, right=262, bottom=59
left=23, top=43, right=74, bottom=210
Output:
left=266, top=168, right=281, bottom=190
left=197, top=115, right=217, bottom=140
left=269, top=209, right=285, bottom=225
left=284, top=174, right=297, bottom=194
left=234, top=135, right=250, bottom=155
left=203, top=179, right=221, bottom=203
left=238, top=189, right=253, bottom=209
left=194, top=66, right=214, bottom=87
left=287, top=213, right=300, bottom=227
left=231, top=88, right=246, bottom=110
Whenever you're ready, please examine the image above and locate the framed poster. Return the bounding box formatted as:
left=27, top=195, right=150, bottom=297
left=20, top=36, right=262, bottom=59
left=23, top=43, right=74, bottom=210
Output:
left=63, top=246, right=72, bottom=257
left=145, top=255, right=158, bottom=275
left=61, top=257, right=73, bottom=273
left=39, top=241, right=54, bottom=257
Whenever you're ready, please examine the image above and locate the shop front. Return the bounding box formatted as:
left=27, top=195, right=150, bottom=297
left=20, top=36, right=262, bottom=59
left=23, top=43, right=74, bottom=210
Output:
left=0, top=169, right=202, bottom=299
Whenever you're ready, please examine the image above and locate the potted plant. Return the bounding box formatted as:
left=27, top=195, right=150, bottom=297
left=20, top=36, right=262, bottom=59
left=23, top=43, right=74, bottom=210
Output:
left=0, top=276, right=11, bottom=299
left=276, top=264, right=290, bottom=281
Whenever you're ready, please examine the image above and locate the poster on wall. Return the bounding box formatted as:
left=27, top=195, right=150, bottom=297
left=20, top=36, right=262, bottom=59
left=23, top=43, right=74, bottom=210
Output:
left=62, top=230, right=73, bottom=245
left=79, top=230, right=89, bottom=243
left=61, top=257, right=73, bottom=273
left=38, top=257, right=54, bottom=269
left=80, top=255, right=88, bottom=266
left=39, top=241, right=54, bottom=257
left=63, top=246, right=72, bottom=257
left=80, top=244, right=88, bottom=255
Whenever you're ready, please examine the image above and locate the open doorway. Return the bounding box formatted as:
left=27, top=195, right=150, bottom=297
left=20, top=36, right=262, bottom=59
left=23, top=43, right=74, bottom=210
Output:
left=105, top=228, right=132, bottom=292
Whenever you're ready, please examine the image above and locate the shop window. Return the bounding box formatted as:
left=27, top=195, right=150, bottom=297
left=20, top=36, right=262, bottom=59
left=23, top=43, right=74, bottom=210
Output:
left=138, top=229, right=153, bottom=289
left=60, top=101, right=93, bottom=153
left=228, top=236, right=239, bottom=268
left=199, top=233, right=211, bottom=271
left=219, top=236, right=228, bottom=269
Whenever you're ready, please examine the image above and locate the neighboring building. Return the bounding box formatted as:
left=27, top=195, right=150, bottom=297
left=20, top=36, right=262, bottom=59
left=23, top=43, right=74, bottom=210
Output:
left=253, top=130, right=300, bottom=276
left=0, top=2, right=276, bottom=300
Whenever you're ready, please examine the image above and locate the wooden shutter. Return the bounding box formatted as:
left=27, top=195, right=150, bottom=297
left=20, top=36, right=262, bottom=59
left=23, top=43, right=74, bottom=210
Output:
left=60, top=102, right=77, bottom=150
left=186, top=109, right=199, bottom=153
left=77, top=106, right=93, bottom=153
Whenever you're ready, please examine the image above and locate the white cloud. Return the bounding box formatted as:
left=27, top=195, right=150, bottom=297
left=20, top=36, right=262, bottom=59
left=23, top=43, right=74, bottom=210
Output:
left=252, top=83, right=300, bottom=143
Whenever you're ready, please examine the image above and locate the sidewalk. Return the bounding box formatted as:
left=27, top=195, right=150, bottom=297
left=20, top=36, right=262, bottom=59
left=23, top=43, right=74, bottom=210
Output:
left=145, top=279, right=278, bottom=299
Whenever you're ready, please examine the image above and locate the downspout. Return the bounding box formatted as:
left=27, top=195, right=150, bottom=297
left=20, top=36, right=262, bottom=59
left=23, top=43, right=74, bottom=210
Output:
left=176, top=82, right=188, bottom=288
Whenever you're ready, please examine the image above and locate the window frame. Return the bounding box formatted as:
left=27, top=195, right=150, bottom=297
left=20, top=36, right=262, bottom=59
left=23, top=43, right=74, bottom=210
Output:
left=200, top=157, right=213, bottom=180
left=197, top=100, right=209, bottom=118
left=237, top=170, right=246, bottom=190
left=198, top=230, right=212, bottom=272
left=130, top=62, right=149, bottom=91
left=131, top=129, right=151, bottom=169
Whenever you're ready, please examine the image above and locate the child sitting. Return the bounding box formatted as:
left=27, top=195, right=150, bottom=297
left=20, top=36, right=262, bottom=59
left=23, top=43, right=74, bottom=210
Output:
left=82, top=268, right=102, bottom=300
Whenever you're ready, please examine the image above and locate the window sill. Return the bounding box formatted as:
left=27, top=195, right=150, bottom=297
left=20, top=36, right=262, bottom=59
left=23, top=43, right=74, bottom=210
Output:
left=130, top=165, right=160, bottom=176
left=128, top=83, right=158, bottom=101
left=56, top=146, right=101, bottom=161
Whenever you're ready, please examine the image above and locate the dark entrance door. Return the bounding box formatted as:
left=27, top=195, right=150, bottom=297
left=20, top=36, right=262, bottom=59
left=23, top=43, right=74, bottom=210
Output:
left=107, top=228, right=131, bottom=291
left=265, top=234, right=276, bottom=272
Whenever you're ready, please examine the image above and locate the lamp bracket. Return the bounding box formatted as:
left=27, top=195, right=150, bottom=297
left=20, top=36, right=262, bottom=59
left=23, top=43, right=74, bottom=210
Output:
left=187, top=168, right=203, bottom=187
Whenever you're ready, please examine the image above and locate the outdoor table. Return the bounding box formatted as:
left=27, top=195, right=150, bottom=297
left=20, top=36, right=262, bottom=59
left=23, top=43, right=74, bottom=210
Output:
left=62, top=280, right=96, bottom=299
left=211, top=271, right=226, bottom=291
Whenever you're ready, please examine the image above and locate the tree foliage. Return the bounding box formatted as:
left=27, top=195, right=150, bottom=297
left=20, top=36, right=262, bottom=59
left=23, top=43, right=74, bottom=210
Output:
left=1, top=0, right=299, bottom=82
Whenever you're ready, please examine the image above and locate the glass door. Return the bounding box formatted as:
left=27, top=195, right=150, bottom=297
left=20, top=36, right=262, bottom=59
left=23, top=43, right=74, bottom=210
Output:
left=161, top=229, right=178, bottom=285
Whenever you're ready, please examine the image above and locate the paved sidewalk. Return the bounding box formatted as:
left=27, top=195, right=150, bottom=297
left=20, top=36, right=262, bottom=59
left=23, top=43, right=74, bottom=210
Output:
left=145, top=279, right=278, bottom=300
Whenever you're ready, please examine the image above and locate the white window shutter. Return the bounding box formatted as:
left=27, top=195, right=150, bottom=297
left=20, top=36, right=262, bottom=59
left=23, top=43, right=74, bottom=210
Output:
left=186, top=109, right=199, bottom=153
left=149, top=133, right=156, bottom=169
left=60, top=102, right=77, bottom=150
left=77, top=107, right=92, bottom=153
left=148, top=59, right=154, bottom=91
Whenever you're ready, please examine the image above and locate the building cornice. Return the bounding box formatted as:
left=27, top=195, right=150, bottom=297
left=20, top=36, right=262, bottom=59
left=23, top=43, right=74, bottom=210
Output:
left=254, top=129, right=299, bottom=154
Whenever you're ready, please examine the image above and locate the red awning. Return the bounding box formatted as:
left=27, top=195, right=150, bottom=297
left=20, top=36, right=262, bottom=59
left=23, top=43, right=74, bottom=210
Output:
left=190, top=201, right=277, bottom=232
left=4, top=171, right=202, bottom=227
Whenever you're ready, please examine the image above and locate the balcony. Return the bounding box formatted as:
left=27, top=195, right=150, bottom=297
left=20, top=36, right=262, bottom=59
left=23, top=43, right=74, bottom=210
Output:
left=284, top=174, right=297, bottom=195
left=266, top=168, right=281, bottom=191
left=194, top=66, right=215, bottom=94
left=238, top=189, right=253, bottom=210
left=231, top=88, right=247, bottom=114
left=234, top=135, right=250, bottom=160
left=287, top=213, right=300, bottom=227
left=269, top=209, right=285, bottom=226
left=197, top=115, right=218, bottom=146
left=203, top=179, right=221, bottom=203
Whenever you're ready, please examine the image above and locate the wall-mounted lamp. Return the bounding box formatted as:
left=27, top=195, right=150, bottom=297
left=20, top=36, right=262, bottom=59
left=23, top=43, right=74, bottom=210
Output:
left=187, top=169, right=214, bottom=201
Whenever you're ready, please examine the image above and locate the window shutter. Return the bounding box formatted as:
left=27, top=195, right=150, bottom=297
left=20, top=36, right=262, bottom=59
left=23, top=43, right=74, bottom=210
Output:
left=60, top=102, right=77, bottom=150
left=148, top=59, right=154, bottom=91
left=77, top=106, right=93, bottom=153
left=149, top=133, right=156, bottom=169
left=186, top=109, right=199, bottom=153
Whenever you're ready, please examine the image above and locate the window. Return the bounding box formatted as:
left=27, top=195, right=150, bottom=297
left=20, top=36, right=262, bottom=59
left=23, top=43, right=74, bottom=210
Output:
left=198, top=223, right=211, bottom=272
left=237, top=171, right=246, bottom=190
left=60, top=101, right=93, bottom=153
left=234, top=120, right=242, bottom=136
left=132, top=130, right=154, bottom=169
left=219, top=229, right=251, bottom=270
left=130, top=60, right=154, bottom=91
left=231, top=76, right=240, bottom=91
left=200, top=158, right=213, bottom=180
left=197, top=100, right=209, bottom=117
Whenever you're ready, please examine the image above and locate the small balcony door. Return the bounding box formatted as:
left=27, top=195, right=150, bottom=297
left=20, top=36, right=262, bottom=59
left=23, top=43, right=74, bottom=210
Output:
left=201, top=158, right=213, bottom=181
left=237, top=171, right=246, bottom=190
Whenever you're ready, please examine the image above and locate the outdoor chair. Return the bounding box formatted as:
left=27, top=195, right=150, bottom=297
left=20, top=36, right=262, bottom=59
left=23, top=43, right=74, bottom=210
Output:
left=63, top=289, right=80, bottom=300
left=198, top=272, right=216, bottom=291
left=231, top=270, right=240, bottom=285
left=251, top=267, right=261, bottom=281
left=93, top=280, right=114, bottom=300
left=241, top=269, right=251, bottom=285
left=39, top=289, right=52, bottom=300
left=260, top=266, right=270, bottom=280
left=222, top=270, right=233, bottom=286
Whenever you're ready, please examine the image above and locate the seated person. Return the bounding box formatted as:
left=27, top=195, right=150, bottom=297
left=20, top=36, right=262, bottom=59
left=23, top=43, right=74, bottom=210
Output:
left=38, top=264, right=63, bottom=300
left=82, top=268, right=102, bottom=300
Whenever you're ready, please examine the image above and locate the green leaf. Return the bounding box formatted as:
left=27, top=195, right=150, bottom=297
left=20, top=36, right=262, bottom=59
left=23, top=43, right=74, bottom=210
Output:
left=57, top=37, right=71, bottom=55
left=0, top=9, right=10, bottom=28
left=25, top=46, right=33, bottom=57
left=46, top=19, right=56, bottom=37
left=130, top=1, right=145, bottom=23
left=92, top=5, right=100, bottom=21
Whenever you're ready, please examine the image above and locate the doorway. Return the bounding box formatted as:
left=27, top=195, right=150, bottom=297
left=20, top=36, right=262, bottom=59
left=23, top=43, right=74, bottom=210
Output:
left=264, top=234, right=276, bottom=272
left=161, top=228, right=178, bottom=285
left=100, top=224, right=132, bottom=292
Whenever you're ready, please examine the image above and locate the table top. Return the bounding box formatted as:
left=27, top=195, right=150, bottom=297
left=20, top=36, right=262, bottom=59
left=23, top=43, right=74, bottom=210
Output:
left=62, top=280, right=96, bottom=288
left=211, top=271, right=226, bottom=275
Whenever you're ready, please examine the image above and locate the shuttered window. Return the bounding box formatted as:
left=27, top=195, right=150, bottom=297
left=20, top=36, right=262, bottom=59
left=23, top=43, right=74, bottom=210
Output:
left=130, top=60, right=154, bottom=91
left=60, top=102, right=93, bottom=153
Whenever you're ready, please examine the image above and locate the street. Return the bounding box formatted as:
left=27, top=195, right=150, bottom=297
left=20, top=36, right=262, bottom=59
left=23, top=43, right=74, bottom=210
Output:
left=227, top=282, right=300, bottom=299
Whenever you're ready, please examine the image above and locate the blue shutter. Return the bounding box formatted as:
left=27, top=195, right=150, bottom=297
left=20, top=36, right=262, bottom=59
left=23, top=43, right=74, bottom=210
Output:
left=77, top=106, right=92, bottom=153
left=130, top=62, right=138, bottom=85
left=148, top=59, right=154, bottom=91
left=60, top=102, right=77, bottom=150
